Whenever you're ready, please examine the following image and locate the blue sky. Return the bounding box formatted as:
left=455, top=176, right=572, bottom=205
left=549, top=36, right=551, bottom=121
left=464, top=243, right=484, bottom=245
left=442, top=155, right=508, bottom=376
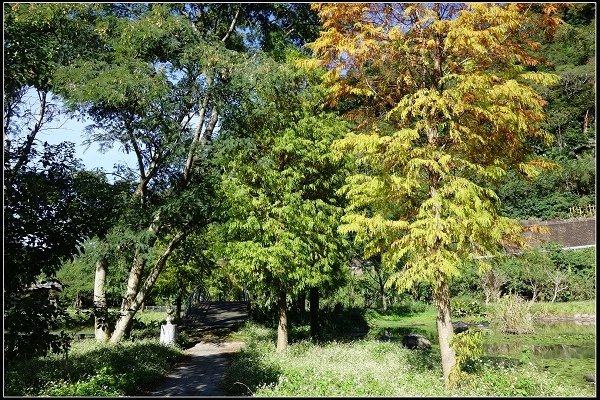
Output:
left=38, top=114, right=138, bottom=173
left=14, top=88, right=138, bottom=173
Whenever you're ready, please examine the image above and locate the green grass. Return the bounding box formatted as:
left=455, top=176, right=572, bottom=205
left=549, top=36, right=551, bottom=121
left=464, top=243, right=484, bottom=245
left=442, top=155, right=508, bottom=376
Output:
left=528, top=300, right=596, bottom=317
left=4, top=338, right=184, bottom=396
left=8, top=309, right=185, bottom=396
left=136, top=310, right=171, bottom=324
left=222, top=321, right=595, bottom=397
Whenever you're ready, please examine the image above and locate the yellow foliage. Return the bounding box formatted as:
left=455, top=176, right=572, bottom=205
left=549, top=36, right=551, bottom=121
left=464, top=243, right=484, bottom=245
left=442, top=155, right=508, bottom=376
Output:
left=311, top=3, right=559, bottom=295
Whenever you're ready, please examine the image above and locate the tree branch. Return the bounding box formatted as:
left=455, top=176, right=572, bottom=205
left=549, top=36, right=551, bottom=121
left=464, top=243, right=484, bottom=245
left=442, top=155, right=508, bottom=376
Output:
left=11, top=89, right=48, bottom=178
left=221, top=6, right=241, bottom=43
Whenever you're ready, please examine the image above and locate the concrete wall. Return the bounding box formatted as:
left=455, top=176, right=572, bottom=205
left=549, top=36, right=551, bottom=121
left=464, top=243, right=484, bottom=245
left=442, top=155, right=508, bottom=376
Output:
left=521, top=217, right=596, bottom=248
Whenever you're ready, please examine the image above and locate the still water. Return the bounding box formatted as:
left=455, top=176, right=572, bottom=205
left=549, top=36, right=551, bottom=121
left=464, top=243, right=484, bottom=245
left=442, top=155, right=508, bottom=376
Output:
left=372, top=319, right=595, bottom=389
left=483, top=320, right=596, bottom=389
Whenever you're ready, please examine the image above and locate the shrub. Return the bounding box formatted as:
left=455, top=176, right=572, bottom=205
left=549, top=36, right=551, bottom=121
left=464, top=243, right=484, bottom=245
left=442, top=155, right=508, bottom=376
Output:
left=39, top=366, right=131, bottom=396
left=389, top=295, right=428, bottom=316
left=488, top=294, right=534, bottom=334
left=4, top=339, right=183, bottom=396
left=449, top=330, right=485, bottom=387
left=451, top=296, right=485, bottom=318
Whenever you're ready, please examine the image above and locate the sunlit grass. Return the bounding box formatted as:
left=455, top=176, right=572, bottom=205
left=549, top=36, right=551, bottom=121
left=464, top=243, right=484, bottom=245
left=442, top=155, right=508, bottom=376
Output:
left=528, top=300, right=596, bottom=317
left=223, top=321, right=596, bottom=397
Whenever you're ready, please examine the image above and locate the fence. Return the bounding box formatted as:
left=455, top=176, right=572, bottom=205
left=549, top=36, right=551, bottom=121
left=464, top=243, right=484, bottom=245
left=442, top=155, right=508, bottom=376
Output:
left=141, top=305, right=171, bottom=312
left=569, top=204, right=596, bottom=218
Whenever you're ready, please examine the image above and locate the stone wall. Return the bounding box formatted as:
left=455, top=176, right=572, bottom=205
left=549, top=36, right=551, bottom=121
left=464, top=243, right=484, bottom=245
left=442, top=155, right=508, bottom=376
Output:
left=521, top=217, right=596, bottom=248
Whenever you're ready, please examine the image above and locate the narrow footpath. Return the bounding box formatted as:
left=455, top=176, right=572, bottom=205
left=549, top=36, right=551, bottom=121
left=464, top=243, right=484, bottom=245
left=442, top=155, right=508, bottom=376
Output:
left=145, top=301, right=249, bottom=397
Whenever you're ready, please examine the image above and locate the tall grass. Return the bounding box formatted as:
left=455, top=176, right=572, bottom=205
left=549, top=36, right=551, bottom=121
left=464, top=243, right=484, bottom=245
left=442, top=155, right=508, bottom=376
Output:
left=4, top=339, right=183, bottom=396
left=529, top=300, right=596, bottom=317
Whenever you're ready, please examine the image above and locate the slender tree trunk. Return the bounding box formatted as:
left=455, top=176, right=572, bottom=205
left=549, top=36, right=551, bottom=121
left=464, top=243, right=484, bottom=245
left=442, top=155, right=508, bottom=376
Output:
left=529, top=282, right=538, bottom=303
left=93, top=256, right=110, bottom=342
left=309, top=287, right=319, bottom=339
left=380, top=282, right=387, bottom=312
left=110, top=231, right=186, bottom=343
left=175, top=292, right=183, bottom=321
left=297, top=291, right=306, bottom=321
left=276, top=289, right=288, bottom=352
left=435, top=280, right=456, bottom=387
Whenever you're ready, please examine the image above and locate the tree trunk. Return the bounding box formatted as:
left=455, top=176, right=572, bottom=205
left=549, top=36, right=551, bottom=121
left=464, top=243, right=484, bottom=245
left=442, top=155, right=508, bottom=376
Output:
left=297, top=291, right=306, bottom=321
left=110, top=231, right=186, bottom=343
left=435, top=280, right=456, bottom=387
left=380, top=283, right=388, bottom=312
left=309, top=286, right=319, bottom=339
left=276, top=289, right=288, bottom=352
left=93, top=256, right=110, bottom=342
left=175, top=293, right=182, bottom=321
left=530, top=283, right=538, bottom=303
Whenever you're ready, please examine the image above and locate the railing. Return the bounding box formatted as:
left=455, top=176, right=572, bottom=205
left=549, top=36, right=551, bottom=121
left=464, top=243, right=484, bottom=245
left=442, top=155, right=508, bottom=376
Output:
left=142, top=305, right=172, bottom=312
left=569, top=204, right=596, bottom=218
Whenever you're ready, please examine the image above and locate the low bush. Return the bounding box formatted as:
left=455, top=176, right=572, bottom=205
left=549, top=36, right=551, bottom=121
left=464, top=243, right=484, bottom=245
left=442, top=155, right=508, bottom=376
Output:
left=451, top=296, right=486, bottom=318
left=386, top=295, right=429, bottom=316
left=488, top=294, right=535, bottom=334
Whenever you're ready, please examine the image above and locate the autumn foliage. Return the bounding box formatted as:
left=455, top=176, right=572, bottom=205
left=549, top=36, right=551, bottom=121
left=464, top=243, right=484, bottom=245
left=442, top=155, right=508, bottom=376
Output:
left=307, top=2, right=562, bottom=385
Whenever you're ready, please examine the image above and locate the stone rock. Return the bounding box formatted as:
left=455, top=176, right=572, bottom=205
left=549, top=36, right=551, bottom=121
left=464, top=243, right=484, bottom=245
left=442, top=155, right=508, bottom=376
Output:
left=402, top=333, right=431, bottom=350
left=160, top=322, right=177, bottom=345
left=380, top=329, right=393, bottom=342
left=584, top=373, right=596, bottom=383
left=453, top=321, right=469, bottom=334
left=350, top=326, right=368, bottom=338
left=473, top=321, right=490, bottom=331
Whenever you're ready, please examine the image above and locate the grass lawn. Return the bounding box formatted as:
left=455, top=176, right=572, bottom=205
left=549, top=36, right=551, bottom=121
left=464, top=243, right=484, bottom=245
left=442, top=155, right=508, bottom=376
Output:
left=9, top=301, right=594, bottom=396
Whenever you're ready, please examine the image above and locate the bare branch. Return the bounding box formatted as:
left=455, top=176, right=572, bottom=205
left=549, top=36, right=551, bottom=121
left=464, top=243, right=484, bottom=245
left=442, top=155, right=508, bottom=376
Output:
left=11, top=90, right=48, bottom=177
left=221, top=6, right=241, bottom=43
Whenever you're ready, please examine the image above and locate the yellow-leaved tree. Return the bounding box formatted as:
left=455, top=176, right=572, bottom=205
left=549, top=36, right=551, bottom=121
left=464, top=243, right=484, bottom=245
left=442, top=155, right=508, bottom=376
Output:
left=307, top=3, right=561, bottom=386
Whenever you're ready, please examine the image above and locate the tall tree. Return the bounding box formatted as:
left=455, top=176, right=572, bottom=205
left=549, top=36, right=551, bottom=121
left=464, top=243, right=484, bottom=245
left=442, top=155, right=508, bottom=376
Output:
left=3, top=3, right=125, bottom=360
left=497, top=4, right=595, bottom=219
left=213, top=53, right=350, bottom=352
left=308, top=3, right=560, bottom=385
left=51, top=3, right=322, bottom=343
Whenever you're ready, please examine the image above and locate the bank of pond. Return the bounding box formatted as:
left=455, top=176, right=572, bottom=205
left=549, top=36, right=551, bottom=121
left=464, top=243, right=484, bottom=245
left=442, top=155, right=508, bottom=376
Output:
left=365, top=313, right=595, bottom=393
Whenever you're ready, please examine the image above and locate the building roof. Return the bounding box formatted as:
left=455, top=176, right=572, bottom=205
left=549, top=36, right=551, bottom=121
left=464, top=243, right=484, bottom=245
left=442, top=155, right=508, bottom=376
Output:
left=29, top=281, right=64, bottom=291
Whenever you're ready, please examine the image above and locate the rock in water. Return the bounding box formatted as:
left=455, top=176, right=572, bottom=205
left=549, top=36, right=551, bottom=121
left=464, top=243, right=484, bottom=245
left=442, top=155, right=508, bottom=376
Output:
left=402, top=333, right=431, bottom=350
left=452, top=321, right=469, bottom=334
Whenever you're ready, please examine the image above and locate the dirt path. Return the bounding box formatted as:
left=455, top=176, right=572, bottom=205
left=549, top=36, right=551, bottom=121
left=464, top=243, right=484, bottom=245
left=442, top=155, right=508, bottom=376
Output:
left=148, top=341, right=245, bottom=396
left=145, top=302, right=249, bottom=397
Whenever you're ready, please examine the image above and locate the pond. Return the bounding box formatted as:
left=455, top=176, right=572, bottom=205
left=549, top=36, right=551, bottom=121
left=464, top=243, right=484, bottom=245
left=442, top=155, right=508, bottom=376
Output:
left=483, top=319, right=596, bottom=390
left=371, top=318, right=596, bottom=390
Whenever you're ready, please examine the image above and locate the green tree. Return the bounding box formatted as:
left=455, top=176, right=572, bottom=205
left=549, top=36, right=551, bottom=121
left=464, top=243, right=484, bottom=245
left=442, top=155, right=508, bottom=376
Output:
left=3, top=3, right=131, bottom=355
left=309, top=3, right=560, bottom=385
left=213, top=54, right=350, bottom=351
left=497, top=5, right=595, bottom=220
left=50, top=3, right=323, bottom=343
left=152, top=233, right=217, bottom=320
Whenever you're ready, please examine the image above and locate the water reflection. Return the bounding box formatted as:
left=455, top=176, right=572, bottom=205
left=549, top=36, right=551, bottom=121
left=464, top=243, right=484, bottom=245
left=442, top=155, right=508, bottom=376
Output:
left=485, top=342, right=596, bottom=359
